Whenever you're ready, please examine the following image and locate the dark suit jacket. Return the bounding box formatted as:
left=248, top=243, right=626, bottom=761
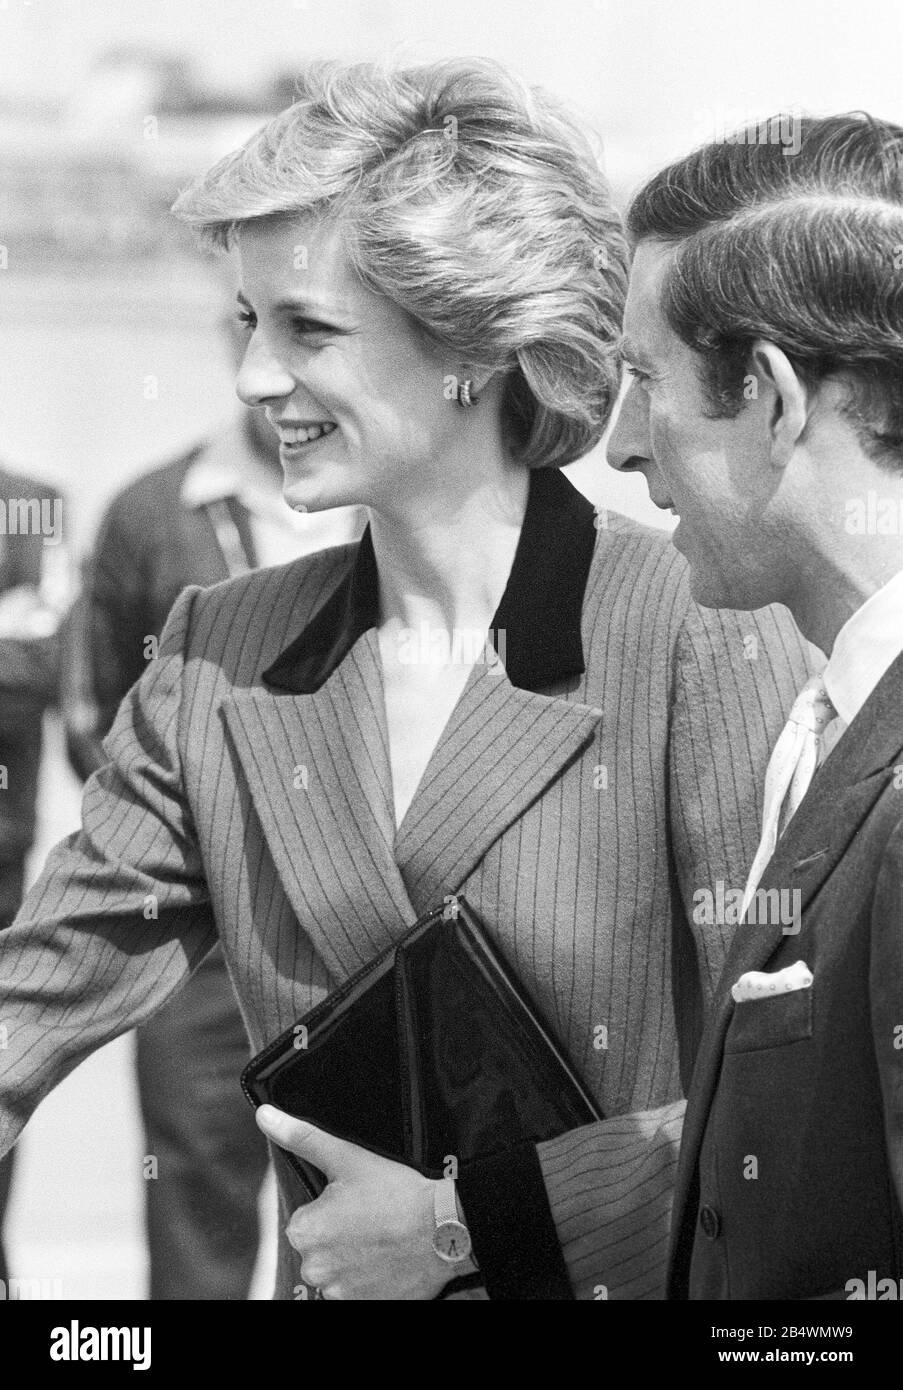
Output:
left=63, top=446, right=256, bottom=782
left=0, top=468, right=812, bottom=1299
left=668, top=651, right=903, bottom=1300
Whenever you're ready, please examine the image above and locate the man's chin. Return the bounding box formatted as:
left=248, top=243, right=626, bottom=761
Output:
left=682, top=549, right=755, bottom=612
left=688, top=576, right=749, bottom=611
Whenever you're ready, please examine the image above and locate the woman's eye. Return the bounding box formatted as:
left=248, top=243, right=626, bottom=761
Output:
left=235, top=310, right=256, bottom=332
left=290, top=317, right=330, bottom=337
left=625, top=364, right=651, bottom=384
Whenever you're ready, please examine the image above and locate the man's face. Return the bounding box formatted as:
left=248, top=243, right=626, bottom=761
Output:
left=607, top=239, right=784, bottom=611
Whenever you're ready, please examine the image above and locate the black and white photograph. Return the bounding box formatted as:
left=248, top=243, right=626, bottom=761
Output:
left=0, top=0, right=901, bottom=1362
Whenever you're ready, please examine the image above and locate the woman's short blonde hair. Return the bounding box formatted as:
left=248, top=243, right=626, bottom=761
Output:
left=173, top=58, right=627, bottom=469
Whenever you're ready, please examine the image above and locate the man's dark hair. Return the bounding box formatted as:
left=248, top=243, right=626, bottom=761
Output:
left=627, top=113, right=903, bottom=469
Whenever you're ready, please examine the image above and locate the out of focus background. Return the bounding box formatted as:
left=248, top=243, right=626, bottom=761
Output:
left=2, top=0, right=902, bottom=1298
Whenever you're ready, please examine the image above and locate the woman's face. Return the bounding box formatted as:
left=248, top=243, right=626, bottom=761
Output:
left=235, top=215, right=464, bottom=515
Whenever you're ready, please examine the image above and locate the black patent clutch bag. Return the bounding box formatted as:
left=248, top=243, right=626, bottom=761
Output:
left=241, top=896, right=603, bottom=1199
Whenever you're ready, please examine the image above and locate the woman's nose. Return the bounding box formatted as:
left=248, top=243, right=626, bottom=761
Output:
left=235, top=333, right=296, bottom=409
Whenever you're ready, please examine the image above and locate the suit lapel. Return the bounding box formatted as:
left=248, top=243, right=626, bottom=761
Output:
left=221, top=628, right=418, bottom=986
left=394, top=656, right=603, bottom=915
left=671, top=655, right=903, bottom=1274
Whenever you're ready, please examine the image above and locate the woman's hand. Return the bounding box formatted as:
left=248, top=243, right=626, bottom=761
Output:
left=256, top=1104, right=462, bottom=1300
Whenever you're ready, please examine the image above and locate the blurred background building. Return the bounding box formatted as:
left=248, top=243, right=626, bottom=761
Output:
left=1, top=0, right=902, bottom=1298
left=0, top=42, right=287, bottom=553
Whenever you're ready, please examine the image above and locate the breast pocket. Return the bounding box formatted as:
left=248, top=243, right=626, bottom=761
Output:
left=724, top=985, right=814, bottom=1054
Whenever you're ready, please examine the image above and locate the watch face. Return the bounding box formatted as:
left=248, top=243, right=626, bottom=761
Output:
left=432, top=1220, right=472, bottom=1264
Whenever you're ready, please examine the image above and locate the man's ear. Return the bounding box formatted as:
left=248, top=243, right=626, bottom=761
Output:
left=748, top=340, right=812, bottom=469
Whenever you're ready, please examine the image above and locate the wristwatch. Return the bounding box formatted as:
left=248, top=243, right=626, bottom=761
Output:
left=431, top=1177, right=473, bottom=1264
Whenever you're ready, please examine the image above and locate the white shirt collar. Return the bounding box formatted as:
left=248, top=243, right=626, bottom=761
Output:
left=823, top=566, right=903, bottom=727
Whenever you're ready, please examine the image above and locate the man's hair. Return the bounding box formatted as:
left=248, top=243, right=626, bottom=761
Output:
left=627, top=113, right=903, bottom=470
left=172, top=58, right=628, bottom=470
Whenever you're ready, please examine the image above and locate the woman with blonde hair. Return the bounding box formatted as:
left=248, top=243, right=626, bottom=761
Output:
left=0, top=58, right=809, bottom=1299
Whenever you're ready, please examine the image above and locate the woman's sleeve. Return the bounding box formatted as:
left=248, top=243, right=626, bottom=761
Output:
left=0, top=584, right=217, bottom=1161
left=459, top=1099, right=686, bottom=1299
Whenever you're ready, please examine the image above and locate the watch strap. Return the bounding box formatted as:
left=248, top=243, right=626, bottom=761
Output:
left=434, top=1176, right=461, bottom=1229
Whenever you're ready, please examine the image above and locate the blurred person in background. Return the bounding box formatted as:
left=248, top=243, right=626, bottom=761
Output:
left=0, top=465, right=70, bottom=1287
left=61, top=303, right=365, bottom=1300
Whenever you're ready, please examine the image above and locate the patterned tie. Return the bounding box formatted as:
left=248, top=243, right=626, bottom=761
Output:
left=740, top=673, right=843, bottom=918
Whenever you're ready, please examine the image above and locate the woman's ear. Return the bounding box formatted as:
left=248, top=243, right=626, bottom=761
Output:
left=748, top=340, right=812, bottom=470
left=461, top=363, right=507, bottom=400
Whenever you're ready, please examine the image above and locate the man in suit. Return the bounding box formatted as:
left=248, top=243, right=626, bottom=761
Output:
left=0, top=465, right=70, bottom=1285
left=62, top=397, right=364, bottom=1300
left=609, top=112, right=903, bottom=1299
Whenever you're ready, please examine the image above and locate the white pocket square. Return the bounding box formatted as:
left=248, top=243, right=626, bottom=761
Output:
left=731, top=960, right=813, bottom=1003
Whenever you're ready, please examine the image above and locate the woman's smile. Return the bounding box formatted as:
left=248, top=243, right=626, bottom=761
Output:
left=272, top=418, right=339, bottom=458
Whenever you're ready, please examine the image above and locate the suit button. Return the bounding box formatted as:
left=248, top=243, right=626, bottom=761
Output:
left=699, top=1205, right=721, bottom=1239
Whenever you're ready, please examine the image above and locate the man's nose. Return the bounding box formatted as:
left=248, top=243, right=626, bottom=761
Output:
left=607, top=379, right=651, bottom=475
left=235, top=333, right=296, bottom=408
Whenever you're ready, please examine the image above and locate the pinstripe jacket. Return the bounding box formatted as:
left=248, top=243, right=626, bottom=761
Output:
left=0, top=468, right=813, bottom=1299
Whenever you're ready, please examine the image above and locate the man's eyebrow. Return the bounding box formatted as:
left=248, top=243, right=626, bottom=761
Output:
left=617, top=335, right=650, bottom=364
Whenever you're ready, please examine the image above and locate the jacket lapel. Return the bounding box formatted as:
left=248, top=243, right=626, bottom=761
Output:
left=394, top=657, right=602, bottom=915
left=234, top=466, right=600, bottom=976
left=670, top=654, right=903, bottom=1277
left=221, top=628, right=418, bottom=986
